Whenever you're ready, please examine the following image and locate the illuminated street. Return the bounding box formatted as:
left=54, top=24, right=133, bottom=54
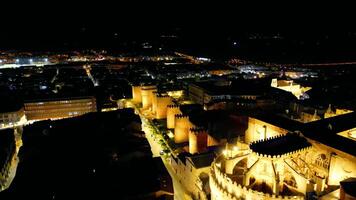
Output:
left=124, top=99, right=192, bottom=199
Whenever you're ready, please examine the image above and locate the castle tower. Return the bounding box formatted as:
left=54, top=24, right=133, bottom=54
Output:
left=141, top=86, right=157, bottom=109
left=152, top=91, right=158, bottom=114
left=174, top=114, right=191, bottom=143
left=132, top=86, right=142, bottom=103
left=189, top=127, right=208, bottom=154
left=155, top=94, right=172, bottom=119
left=167, top=105, right=181, bottom=129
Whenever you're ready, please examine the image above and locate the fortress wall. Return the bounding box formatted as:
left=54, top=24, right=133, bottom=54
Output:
left=174, top=114, right=192, bottom=143
left=245, top=117, right=288, bottom=144
left=156, top=96, right=172, bottom=119
left=167, top=105, right=181, bottom=129
left=210, top=158, right=304, bottom=200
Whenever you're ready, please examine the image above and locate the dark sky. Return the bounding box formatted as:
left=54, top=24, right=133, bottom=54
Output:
left=1, top=4, right=355, bottom=63
left=1, top=4, right=352, bottom=44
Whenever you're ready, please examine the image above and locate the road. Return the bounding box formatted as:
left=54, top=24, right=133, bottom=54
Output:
left=125, top=99, right=193, bottom=200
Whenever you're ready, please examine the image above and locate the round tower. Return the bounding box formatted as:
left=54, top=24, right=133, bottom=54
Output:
left=167, top=105, right=180, bottom=129
left=131, top=85, right=142, bottom=103
left=141, top=86, right=157, bottom=109
left=174, top=114, right=191, bottom=143
left=189, top=127, right=208, bottom=154
left=155, top=94, right=172, bottom=119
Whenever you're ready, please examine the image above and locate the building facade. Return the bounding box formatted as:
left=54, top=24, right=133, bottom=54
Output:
left=0, top=108, right=26, bottom=129
left=24, top=97, right=97, bottom=121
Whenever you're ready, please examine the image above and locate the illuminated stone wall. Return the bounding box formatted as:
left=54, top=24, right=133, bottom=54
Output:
left=174, top=114, right=193, bottom=143
left=328, top=154, right=356, bottom=185
left=132, top=86, right=142, bottom=103
left=245, top=117, right=288, bottom=144
left=0, top=129, right=16, bottom=190
left=302, top=138, right=356, bottom=186
left=211, top=134, right=356, bottom=200
left=152, top=91, right=158, bottom=114
left=166, top=90, right=184, bottom=99
left=208, top=134, right=220, bottom=147
left=189, top=128, right=208, bottom=154
left=167, top=105, right=181, bottom=129
left=155, top=95, right=172, bottom=119
left=271, top=79, right=311, bottom=99
left=170, top=154, right=210, bottom=200
left=210, top=155, right=305, bottom=200
left=141, top=86, right=157, bottom=109
left=0, top=108, right=25, bottom=129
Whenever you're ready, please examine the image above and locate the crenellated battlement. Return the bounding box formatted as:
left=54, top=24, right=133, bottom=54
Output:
left=250, top=145, right=312, bottom=160
left=249, top=134, right=286, bottom=145
left=210, top=156, right=304, bottom=200
left=157, top=95, right=171, bottom=99
left=167, top=104, right=182, bottom=129
left=249, top=133, right=312, bottom=159
left=175, top=114, right=189, bottom=119
left=167, top=104, right=180, bottom=109
left=189, top=127, right=206, bottom=133
left=174, top=114, right=191, bottom=143
left=188, top=126, right=208, bottom=154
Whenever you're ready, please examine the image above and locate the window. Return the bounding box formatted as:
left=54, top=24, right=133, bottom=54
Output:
left=315, top=154, right=329, bottom=169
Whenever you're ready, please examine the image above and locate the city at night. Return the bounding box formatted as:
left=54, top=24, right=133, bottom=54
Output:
left=0, top=7, right=355, bottom=200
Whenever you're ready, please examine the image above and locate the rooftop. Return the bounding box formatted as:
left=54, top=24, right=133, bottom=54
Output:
left=24, top=95, right=96, bottom=103
left=340, top=177, right=356, bottom=197
left=192, top=79, right=270, bottom=96
left=252, top=112, right=356, bottom=157
left=179, top=103, right=204, bottom=118
left=250, top=133, right=311, bottom=156
left=301, top=112, right=356, bottom=156
left=252, top=112, right=303, bottom=132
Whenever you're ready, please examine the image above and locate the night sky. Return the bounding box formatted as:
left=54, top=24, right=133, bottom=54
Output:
left=1, top=5, right=355, bottom=62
